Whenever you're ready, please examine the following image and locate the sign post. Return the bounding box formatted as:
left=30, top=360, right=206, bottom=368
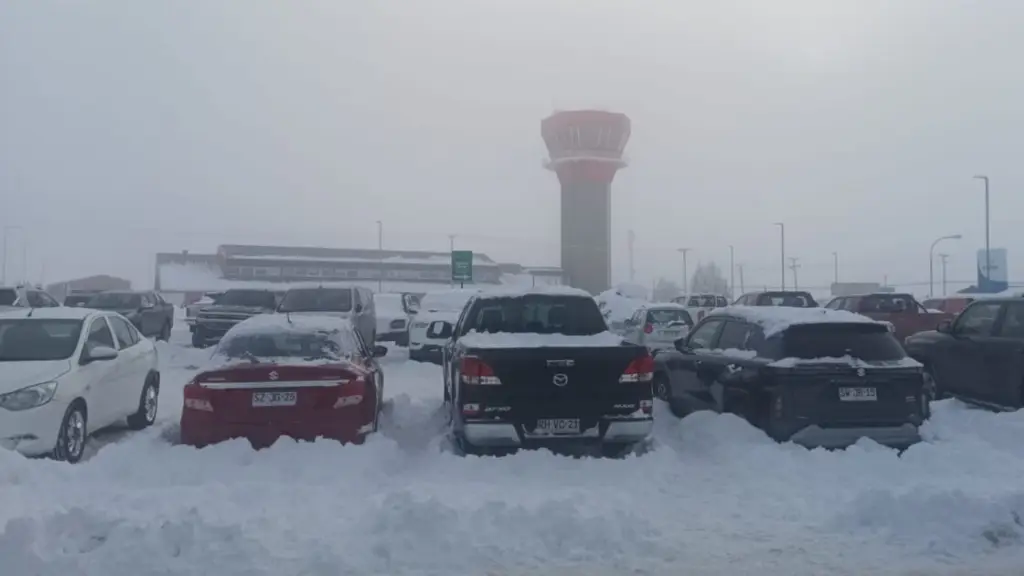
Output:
left=451, top=250, right=473, bottom=288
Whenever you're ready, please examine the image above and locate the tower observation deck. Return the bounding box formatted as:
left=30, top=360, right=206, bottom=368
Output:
left=541, top=110, right=631, bottom=294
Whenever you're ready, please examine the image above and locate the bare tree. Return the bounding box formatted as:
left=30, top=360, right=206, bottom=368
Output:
left=690, top=262, right=728, bottom=295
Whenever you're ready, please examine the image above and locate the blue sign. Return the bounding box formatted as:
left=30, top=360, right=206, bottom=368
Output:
left=976, top=248, right=1009, bottom=293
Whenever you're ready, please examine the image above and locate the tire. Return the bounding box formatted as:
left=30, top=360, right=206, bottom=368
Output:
left=396, top=333, right=409, bottom=347
left=127, top=373, right=160, bottom=430
left=52, top=402, right=88, bottom=464
left=921, top=370, right=936, bottom=420
left=191, top=330, right=206, bottom=348
left=158, top=320, right=172, bottom=342
left=653, top=373, right=670, bottom=401
left=600, top=443, right=635, bottom=459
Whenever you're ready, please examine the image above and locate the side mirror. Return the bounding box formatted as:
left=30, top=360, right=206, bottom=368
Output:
left=372, top=345, right=388, bottom=358
left=937, top=319, right=953, bottom=334
left=427, top=320, right=454, bottom=339
left=354, top=304, right=363, bottom=313
left=83, top=345, right=118, bottom=364
left=674, top=337, right=692, bottom=353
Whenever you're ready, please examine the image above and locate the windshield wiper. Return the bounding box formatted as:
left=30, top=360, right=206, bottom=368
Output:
left=238, top=351, right=262, bottom=364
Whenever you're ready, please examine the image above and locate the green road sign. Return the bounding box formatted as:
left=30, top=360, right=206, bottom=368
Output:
left=451, top=250, right=473, bottom=283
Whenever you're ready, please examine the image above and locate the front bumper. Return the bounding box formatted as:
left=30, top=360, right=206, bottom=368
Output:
left=462, top=418, right=654, bottom=448
left=0, top=399, right=68, bottom=457
left=789, top=423, right=920, bottom=449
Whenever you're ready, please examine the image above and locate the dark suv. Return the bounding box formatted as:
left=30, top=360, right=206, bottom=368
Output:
left=653, top=307, right=925, bottom=449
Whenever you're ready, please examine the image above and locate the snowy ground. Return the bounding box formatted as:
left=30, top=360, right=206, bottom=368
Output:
left=3, top=326, right=1024, bottom=575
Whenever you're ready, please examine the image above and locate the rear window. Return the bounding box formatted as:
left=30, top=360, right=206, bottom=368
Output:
left=461, top=295, right=607, bottom=336
left=88, top=292, right=142, bottom=309
left=775, top=323, right=905, bottom=361
left=685, top=295, right=722, bottom=307
left=215, top=327, right=351, bottom=361
left=646, top=308, right=693, bottom=326
left=0, top=289, right=17, bottom=306
left=277, top=288, right=352, bottom=313
left=857, top=294, right=918, bottom=313
left=756, top=292, right=818, bottom=308
left=419, top=291, right=473, bottom=312
left=217, top=290, right=279, bottom=309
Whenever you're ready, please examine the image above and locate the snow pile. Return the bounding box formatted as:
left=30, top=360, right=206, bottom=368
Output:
left=770, top=355, right=923, bottom=368
left=595, top=287, right=647, bottom=330
left=459, top=330, right=625, bottom=349
left=710, top=305, right=883, bottom=336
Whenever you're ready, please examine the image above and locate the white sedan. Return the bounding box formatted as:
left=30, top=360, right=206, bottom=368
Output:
left=0, top=307, right=160, bottom=463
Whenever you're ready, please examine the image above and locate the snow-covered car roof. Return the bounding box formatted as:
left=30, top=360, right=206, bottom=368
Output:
left=473, top=285, right=592, bottom=300
left=0, top=307, right=97, bottom=321
left=638, top=302, right=689, bottom=311
left=459, top=330, right=625, bottom=349
left=706, top=305, right=883, bottom=337
left=225, top=313, right=354, bottom=338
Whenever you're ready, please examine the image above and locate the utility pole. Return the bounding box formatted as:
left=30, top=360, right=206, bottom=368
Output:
left=375, top=220, right=383, bottom=292
left=928, top=234, right=961, bottom=297
left=773, top=222, right=786, bottom=290
left=788, top=257, right=800, bottom=290
left=627, top=230, right=636, bottom=283
left=737, top=264, right=745, bottom=295
left=883, top=274, right=888, bottom=287
left=448, top=234, right=456, bottom=287
left=938, top=253, right=949, bottom=296
left=677, top=248, right=691, bottom=295
left=974, top=175, right=990, bottom=287
left=728, top=245, right=735, bottom=299
left=832, top=252, right=839, bottom=284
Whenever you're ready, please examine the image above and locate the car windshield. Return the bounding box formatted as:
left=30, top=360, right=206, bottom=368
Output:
left=217, top=290, right=278, bottom=308
left=214, top=327, right=346, bottom=361
left=0, top=319, right=83, bottom=361
left=88, top=292, right=141, bottom=309
left=779, top=323, right=905, bottom=361
left=0, top=289, right=18, bottom=306
left=463, top=295, right=607, bottom=336
left=646, top=308, right=693, bottom=326
left=374, top=293, right=405, bottom=312
left=419, top=291, right=473, bottom=312
left=277, top=288, right=352, bottom=312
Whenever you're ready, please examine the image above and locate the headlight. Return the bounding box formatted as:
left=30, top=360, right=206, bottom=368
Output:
left=0, top=381, right=58, bottom=411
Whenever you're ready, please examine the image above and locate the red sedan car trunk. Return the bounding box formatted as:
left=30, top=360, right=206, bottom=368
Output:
left=180, top=363, right=375, bottom=448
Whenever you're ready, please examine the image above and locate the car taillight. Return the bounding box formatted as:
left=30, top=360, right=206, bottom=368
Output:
left=461, top=356, right=501, bottom=385
left=643, top=323, right=653, bottom=334
left=619, top=354, right=654, bottom=383
left=182, top=382, right=213, bottom=412
left=333, top=378, right=367, bottom=408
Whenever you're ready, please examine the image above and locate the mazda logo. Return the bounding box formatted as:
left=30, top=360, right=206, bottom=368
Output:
left=268, top=371, right=279, bottom=381
left=856, top=368, right=866, bottom=377
left=552, top=373, right=569, bottom=387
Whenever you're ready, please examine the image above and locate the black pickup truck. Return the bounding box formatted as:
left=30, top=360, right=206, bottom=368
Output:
left=192, top=289, right=278, bottom=348
left=86, top=290, right=175, bottom=340
left=435, top=288, right=654, bottom=457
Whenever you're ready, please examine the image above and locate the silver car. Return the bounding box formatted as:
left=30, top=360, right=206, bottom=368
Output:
left=622, top=304, right=694, bottom=350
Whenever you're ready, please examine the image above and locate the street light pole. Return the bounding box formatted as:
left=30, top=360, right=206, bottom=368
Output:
left=773, top=223, right=785, bottom=290
left=375, top=220, right=383, bottom=292
left=938, top=253, right=949, bottom=296
left=677, top=248, right=691, bottom=295
left=728, top=245, right=735, bottom=299
left=832, top=252, right=839, bottom=285
left=974, top=175, right=990, bottom=286
left=788, top=257, right=800, bottom=290
left=928, top=234, right=962, bottom=297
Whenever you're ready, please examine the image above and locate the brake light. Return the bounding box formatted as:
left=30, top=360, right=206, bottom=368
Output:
left=643, top=323, right=653, bottom=334
left=182, top=382, right=213, bottom=412
left=619, top=354, right=654, bottom=383
left=461, top=356, right=502, bottom=385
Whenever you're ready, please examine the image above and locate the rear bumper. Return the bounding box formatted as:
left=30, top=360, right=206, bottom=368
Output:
left=179, top=414, right=370, bottom=449
left=462, top=418, right=654, bottom=448
left=789, top=423, right=920, bottom=449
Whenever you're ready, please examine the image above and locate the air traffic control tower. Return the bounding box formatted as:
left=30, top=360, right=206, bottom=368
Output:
left=542, top=110, right=631, bottom=294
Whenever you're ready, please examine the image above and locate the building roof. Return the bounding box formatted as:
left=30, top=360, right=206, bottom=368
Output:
left=217, top=244, right=498, bottom=266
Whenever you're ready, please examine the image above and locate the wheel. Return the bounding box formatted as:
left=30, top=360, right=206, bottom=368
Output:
left=921, top=370, right=937, bottom=420
left=653, top=373, right=670, bottom=401
left=158, top=321, right=172, bottom=341
left=52, top=402, right=88, bottom=464
left=127, top=373, right=160, bottom=430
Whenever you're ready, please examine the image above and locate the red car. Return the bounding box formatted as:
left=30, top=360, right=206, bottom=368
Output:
left=180, top=314, right=387, bottom=449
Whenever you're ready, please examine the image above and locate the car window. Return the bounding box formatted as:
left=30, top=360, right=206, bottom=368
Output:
left=86, top=317, right=116, bottom=350
left=823, top=298, right=841, bottom=310
left=646, top=308, right=693, bottom=327
left=781, top=323, right=906, bottom=361
left=955, top=302, right=1002, bottom=336
left=687, top=319, right=724, bottom=349
left=716, top=321, right=752, bottom=350
left=278, top=288, right=353, bottom=313
left=461, top=295, right=606, bottom=336
left=996, top=302, right=1024, bottom=339
left=215, top=327, right=353, bottom=361
left=108, top=316, right=139, bottom=349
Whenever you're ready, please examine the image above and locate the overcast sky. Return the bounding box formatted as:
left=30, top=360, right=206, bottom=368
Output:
left=2, top=0, right=1022, bottom=294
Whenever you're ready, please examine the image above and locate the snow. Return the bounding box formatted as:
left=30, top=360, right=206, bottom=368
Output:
left=770, top=355, right=924, bottom=368
left=416, top=288, right=481, bottom=312
left=472, top=284, right=593, bottom=299
left=219, top=311, right=351, bottom=337
left=595, top=287, right=647, bottom=329
left=710, top=305, right=884, bottom=337
left=458, top=330, right=625, bottom=349
left=4, top=324, right=1024, bottom=574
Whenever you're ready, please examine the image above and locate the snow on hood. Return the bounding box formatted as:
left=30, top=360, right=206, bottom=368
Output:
left=769, top=355, right=923, bottom=369
left=414, top=309, right=461, bottom=324
left=204, top=355, right=364, bottom=372
left=595, top=288, right=647, bottom=325
left=458, top=330, right=625, bottom=349
left=708, top=305, right=884, bottom=337
left=0, top=360, right=72, bottom=394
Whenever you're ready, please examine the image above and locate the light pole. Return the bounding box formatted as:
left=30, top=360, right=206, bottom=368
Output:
left=788, top=257, right=800, bottom=290
left=1, top=225, right=21, bottom=285
left=974, top=175, right=990, bottom=287
left=677, top=248, right=691, bottom=295
left=728, top=245, right=735, bottom=299
left=938, top=253, right=950, bottom=296
left=928, top=234, right=961, bottom=297
left=773, top=222, right=785, bottom=290
left=832, top=251, right=839, bottom=285
left=375, top=220, right=383, bottom=292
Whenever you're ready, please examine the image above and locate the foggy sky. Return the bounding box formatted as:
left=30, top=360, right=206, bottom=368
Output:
left=2, top=0, right=1023, bottom=294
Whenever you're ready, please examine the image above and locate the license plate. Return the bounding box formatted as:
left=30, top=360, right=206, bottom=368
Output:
left=535, top=418, right=580, bottom=434
left=838, top=387, right=877, bottom=402
left=659, top=330, right=681, bottom=338
left=252, top=391, right=297, bottom=407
